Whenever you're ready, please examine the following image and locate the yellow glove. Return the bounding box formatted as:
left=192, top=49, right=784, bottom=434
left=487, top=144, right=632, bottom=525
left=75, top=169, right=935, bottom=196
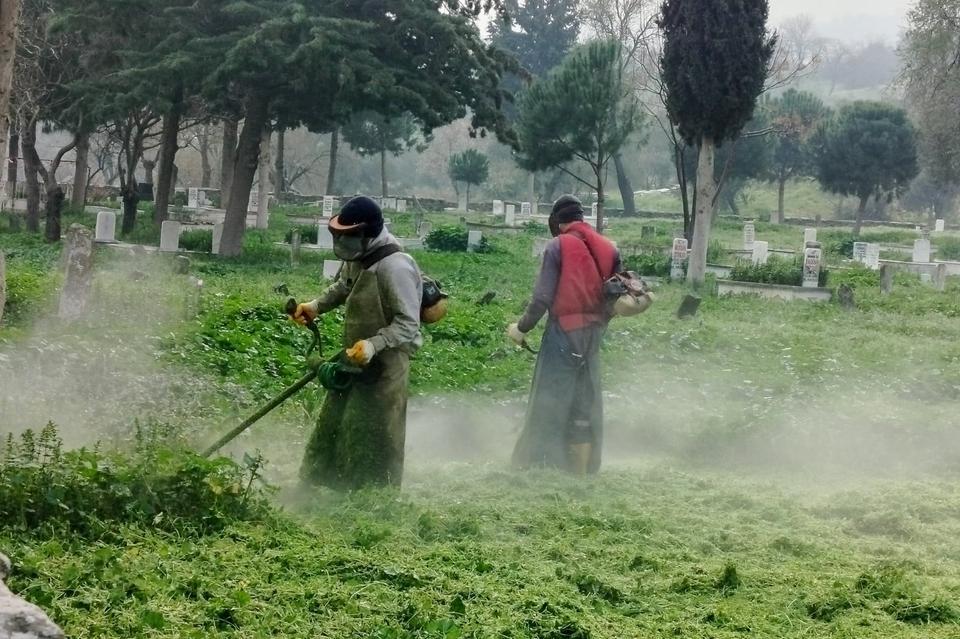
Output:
left=291, top=302, right=318, bottom=326
left=346, top=340, right=376, bottom=366
left=506, top=322, right=526, bottom=347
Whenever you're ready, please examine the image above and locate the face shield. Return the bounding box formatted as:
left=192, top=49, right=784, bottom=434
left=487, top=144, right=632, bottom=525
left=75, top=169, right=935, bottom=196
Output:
left=333, top=233, right=367, bottom=261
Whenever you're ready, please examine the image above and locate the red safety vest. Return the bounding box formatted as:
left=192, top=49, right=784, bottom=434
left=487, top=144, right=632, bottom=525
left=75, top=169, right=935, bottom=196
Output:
left=551, top=222, right=619, bottom=332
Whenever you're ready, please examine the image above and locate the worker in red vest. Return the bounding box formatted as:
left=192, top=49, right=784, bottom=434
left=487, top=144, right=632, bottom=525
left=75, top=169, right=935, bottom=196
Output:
left=508, top=195, right=621, bottom=475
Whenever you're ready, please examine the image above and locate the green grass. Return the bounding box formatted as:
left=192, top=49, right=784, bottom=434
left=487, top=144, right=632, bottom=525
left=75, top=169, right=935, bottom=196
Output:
left=1, top=213, right=960, bottom=638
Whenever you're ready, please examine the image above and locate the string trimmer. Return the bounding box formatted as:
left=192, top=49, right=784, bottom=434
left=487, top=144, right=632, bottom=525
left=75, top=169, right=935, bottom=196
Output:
left=202, top=298, right=365, bottom=457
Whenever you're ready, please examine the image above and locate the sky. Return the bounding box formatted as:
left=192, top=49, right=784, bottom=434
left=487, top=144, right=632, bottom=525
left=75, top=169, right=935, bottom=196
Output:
left=768, top=0, right=912, bottom=43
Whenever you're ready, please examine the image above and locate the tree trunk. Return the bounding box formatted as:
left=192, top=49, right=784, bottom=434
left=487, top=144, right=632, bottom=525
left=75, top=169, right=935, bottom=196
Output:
left=154, top=87, right=183, bottom=223
left=142, top=158, right=155, bottom=186
left=220, top=117, right=238, bottom=211
left=21, top=117, right=41, bottom=233
left=465, top=182, right=470, bottom=210
left=199, top=123, right=212, bottom=188
left=44, top=181, right=65, bottom=242
left=326, top=127, right=339, bottom=195
left=222, top=93, right=270, bottom=256
left=854, top=194, right=868, bottom=237
left=595, top=173, right=605, bottom=233
left=71, top=133, right=89, bottom=210
left=257, top=128, right=270, bottom=230
left=380, top=148, right=388, bottom=197
left=675, top=145, right=692, bottom=241
left=0, top=0, right=20, bottom=201
left=774, top=176, right=786, bottom=224
left=688, top=137, right=716, bottom=287
left=120, top=186, right=139, bottom=235
left=274, top=127, right=285, bottom=195
left=613, top=152, right=634, bottom=217
left=527, top=172, right=536, bottom=211
left=5, top=124, right=18, bottom=207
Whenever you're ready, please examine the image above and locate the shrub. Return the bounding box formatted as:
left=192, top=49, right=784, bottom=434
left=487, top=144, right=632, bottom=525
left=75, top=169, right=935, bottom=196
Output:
left=729, top=256, right=828, bottom=287
left=284, top=225, right=318, bottom=245
left=623, top=252, right=672, bottom=278
left=179, top=229, right=213, bottom=252
left=425, top=225, right=489, bottom=253
left=0, top=424, right=269, bottom=538
left=934, top=236, right=960, bottom=261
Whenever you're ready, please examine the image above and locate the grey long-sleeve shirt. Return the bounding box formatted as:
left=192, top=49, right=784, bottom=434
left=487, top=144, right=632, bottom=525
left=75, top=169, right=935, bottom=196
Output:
left=308, top=231, right=423, bottom=354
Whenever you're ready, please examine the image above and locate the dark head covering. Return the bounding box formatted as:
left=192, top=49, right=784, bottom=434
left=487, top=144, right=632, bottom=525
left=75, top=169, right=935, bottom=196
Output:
left=329, top=196, right=384, bottom=237
left=549, top=195, right=585, bottom=236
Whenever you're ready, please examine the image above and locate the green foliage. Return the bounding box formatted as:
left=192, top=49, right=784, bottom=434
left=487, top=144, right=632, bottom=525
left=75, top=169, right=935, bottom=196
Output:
left=0, top=424, right=267, bottom=538
left=623, top=253, right=672, bottom=278
left=179, top=229, right=213, bottom=253
left=424, top=225, right=489, bottom=253
left=659, top=0, right=777, bottom=145
left=284, top=225, right=319, bottom=245
left=813, top=102, right=920, bottom=206
left=515, top=39, right=638, bottom=199
left=729, top=256, right=828, bottom=287
left=934, top=236, right=960, bottom=261
left=763, top=90, right=830, bottom=182
left=448, top=150, right=490, bottom=189
left=0, top=234, right=61, bottom=326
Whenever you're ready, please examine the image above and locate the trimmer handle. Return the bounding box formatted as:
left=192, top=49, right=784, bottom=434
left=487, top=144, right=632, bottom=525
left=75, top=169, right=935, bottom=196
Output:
left=285, top=297, right=321, bottom=356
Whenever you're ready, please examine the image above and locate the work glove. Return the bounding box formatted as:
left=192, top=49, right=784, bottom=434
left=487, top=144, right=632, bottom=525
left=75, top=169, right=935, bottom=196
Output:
left=291, top=301, right=318, bottom=326
left=346, top=339, right=376, bottom=366
left=506, top=322, right=527, bottom=347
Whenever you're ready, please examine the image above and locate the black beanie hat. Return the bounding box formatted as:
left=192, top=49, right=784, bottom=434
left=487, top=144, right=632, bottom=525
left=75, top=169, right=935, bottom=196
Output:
left=333, top=196, right=384, bottom=237
left=552, top=195, right=585, bottom=224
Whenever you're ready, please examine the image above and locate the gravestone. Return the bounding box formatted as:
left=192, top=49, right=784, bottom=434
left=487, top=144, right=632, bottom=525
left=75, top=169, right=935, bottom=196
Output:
left=247, top=189, right=258, bottom=213
left=322, top=196, right=336, bottom=217
left=641, top=226, right=655, bottom=240
left=383, top=197, right=397, bottom=211
left=467, top=230, right=483, bottom=252
left=853, top=242, right=868, bottom=264
left=58, top=225, right=94, bottom=320
left=838, top=284, right=855, bottom=310
left=743, top=221, right=756, bottom=251
left=505, top=204, right=516, bottom=226
left=913, top=238, right=931, bottom=263
left=94, top=210, right=116, bottom=243
left=1, top=553, right=65, bottom=639
left=803, top=228, right=817, bottom=245
left=396, top=199, right=407, bottom=212
left=802, top=242, right=822, bottom=289
left=0, top=252, right=5, bottom=324
left=521, top=202, right=532, bottom=217
left=174, top=255, right=191, bottom=274
left=671, top=238, right=688, bottom=280
left=865, top=244, right=881, bottom=270
left=188, top=187, right=199, bottom=209
left=159, top=220, right=181, bottom=252
left=323, top=260, right=342, bottom=280
left=458, top=192, right=468, bottom=212
left=492, top=200, right=504, bottom=216
left=532, top=238, right=549, bottom=258
left=751, top=240, right=769, bottom=265
left=290, top=229, right=301, bottom=266
left=935, top=218, right=945, bottom=233
left=418, top=220, right=433, bottom=239
left=317, top=222, right=334, bottom=249
left=676, top=294, right=701, bottom=319
left=934, top=263, right=947, bottom=292
left=212, top=222, right=224, bottom=255
left=880, top=264, right=894, bottom=294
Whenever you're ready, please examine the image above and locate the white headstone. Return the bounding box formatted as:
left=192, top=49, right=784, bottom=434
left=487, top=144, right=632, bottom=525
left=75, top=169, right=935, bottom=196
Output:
left=521, top=202, right=532, bottom=217
left=802, top=245, right=822, bottom=288
left=317, top=222, right=334, bottom=249
left=751, top=240, right=769, bottom=265
left=418, top=220, right=433, bottom=239
left=532, top=238, right=549, bottom=258
left=671, top=238, right=688, bottom=280
left=59, top=225, right=94, bottom=320
left=94, top=211, right=116, bottom=243
left=853, top=242, right=868, bottom=264
left=247, top=189, right=258, bottom=213
left=322, top=196, right=336, bottom=217
left=188, top=187, right=199, bottom=209
left=865, top=244, right=880, bottom=270
left=467, top=230, right=483, bottom=252
left=383, top=197, right=397, bottom=211
left=505, top=204, right=516, bottom=227
left=913, top=238, right=931, bottom=264
left=743, top=222, right=756, bottom=251
left=492, top=200, right=504, bottom=216
left=803, top=228, right=817, bottom=245
left=212, top=222, right=224, bottom=255
left=160, top=220, right=181, bottom=252
left=590, top=203, right=598, bottom=218
left=396, top=199, right=407, bottom=213
left=935, top=218, right=945, bottom=233
left=323, top=260, right=342, bottom=280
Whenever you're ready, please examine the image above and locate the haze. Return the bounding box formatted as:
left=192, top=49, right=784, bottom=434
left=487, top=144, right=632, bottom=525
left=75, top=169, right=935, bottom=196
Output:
left=770, top=0, right=911, bottom=42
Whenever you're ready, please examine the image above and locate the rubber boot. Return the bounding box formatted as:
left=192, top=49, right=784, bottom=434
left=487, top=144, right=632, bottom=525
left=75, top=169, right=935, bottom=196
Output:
left=569, top=443, right=592, bottom=477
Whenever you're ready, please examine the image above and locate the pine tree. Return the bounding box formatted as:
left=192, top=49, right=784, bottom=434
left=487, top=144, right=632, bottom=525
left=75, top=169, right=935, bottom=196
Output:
left=659, top=0, right=776, bottom=285
left=342, top=112, right=426, bottom=198
left=448, top=149, right=490, bottom=208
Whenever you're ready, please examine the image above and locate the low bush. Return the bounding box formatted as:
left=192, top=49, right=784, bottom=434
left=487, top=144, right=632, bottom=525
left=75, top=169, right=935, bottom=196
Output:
left=934, top=236, right=960, bottom=261
left=729, top=256, right=828, bottom=287
left=623, top=253, right=672, bottom=278
left=425, top=225, right=490, bottom=253
left=0, top=423, right=269, bottom=538
left=179, top=229, right=213, bottom=252
left=284, top=225, right=318, bottom=245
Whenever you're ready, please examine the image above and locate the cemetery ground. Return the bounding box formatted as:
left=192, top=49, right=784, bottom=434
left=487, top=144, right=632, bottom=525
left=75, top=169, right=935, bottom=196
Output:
left=1, top=207, right=959, bottom=637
